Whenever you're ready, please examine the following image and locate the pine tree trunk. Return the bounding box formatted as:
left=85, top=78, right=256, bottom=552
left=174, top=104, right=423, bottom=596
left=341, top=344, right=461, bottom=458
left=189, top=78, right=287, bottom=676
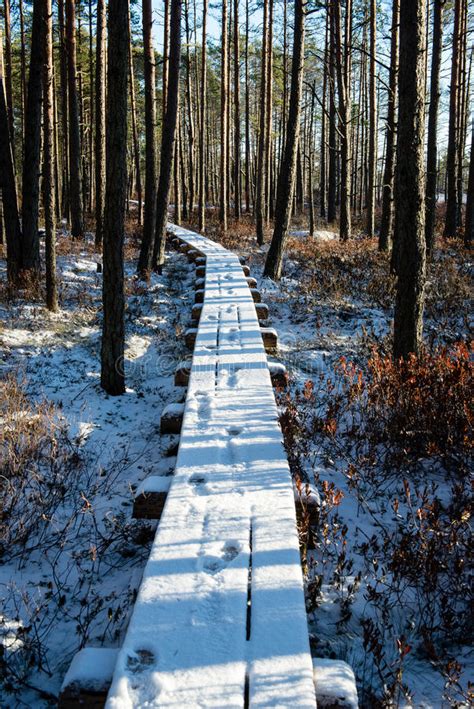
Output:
left=128, top=11, right=143, bottom=225
left=198, top=0, right=207, bottom=231
left=464, top=119, right=474, bottom=248
left=444, top=0, right=461, bottom=238
left=184, top=0, right=195, bottom=215
left=393, top=0, right=427, bottom=360
left=255, top=0, right=268, bottom=243
left=220, top=0, right=228, bottom=230
left=379, top=0, right=399, bottom=252
left=58, top=0, right=69, bottom=219
left=320, top=15, right=328, bottom=219
left=327, top=10, right=337, bottom=224
left=244, top=0, right=250, bottom=212
left=66, top=0, right=84, bottom=239
left=424, top=0, right=444, bottom=256
left=234, top=0, right=241, bottom=218
left=137, top=0, right=157, bottom=275
left=95, top=0, right=106, bottom=246
left=174, top=110, right=181, bottom=224
left=263, top=0, right=305, bottom=280
left=3, top=0, right=14, bottom=146
left=101, top=0, right=129, bottom=396
left=42, top=0, right=58, bottom=311
left=367, top=0, right=377, bottom=237
left=333, top=0, right=352, bottom=242
left=19, top=0, right=26, bottom=148
left=21, top=0, right=44, bottom=272
left=162, top=0, right=170, bottom=115
left=152, top=0, right=182, bottom=271
left=0, top=25, right=21, bottom=283
left=264, top=0, right=273, bottom=222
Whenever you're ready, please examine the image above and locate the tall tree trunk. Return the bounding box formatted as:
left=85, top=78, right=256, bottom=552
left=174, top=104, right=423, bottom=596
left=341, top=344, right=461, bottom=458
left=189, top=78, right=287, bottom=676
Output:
left=42, top=0, right=58, bottom=311
left=3, top=0, right=14, bottom=146
left=152, top=0, right=182, bottom=270
left=137, top=0, right=157, bottom=276
left=198, top=0, right=207, bottom=231
left=220, top=0, right=228, bottom=230
left=244, top=0, right=250, bottom=212
left=101, top=0, right=129, bottom=396
left=379, top=0, right=400, bottom=252
left=264, top=0, right=273, bottom=222
left=234, top=0, right=241, bottom=219
left=320, top=15, right=328, bottom=219
left=162, top=0, right=170, bottom=115
left=464, top=118, right=474, bottom=248
left=128, top=10, right=143, bottom=225
left=367, top=0, right=377, bottom=237
left=455, top=0, right=467, bottom=229
left=327, top=9, right=337, bottom=224
left=174, top=110, right=181, bottom=224
left=95, top=0, right=106, bottom=246
left=263, top=0, right=305, bottom=280
left=255, top=0, right=268, bottom=243
left=333, top=0, right=352, bottom=242
left=19, top=0, right=26, bottom=149
left=444, top=0, right=461, bottom=237
left=21, top=0, right=44, bottom=272
left=393, top=0, right=427, bottom=360
left=424, top=0, right=444, bottom=256
left=0, top=25, right=21, bottom=283
left=58, top=0, right=69, bottom=219
left=66, top=0, right=84, bottom=238
left=184, top=0, right=195, bottom=214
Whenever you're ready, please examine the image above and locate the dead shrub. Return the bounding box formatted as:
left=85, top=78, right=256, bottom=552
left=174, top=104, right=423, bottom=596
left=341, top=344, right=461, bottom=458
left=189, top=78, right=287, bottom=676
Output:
left=0, top=374, right=82, bottom=560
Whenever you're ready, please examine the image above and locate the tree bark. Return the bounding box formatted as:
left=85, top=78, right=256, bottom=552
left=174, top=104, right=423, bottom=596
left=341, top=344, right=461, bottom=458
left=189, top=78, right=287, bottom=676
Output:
left=58, top=0, right=69, bottom=219
left=263, top=0, right=305, bottom=281
left=3, top=0, right=14, bottom=146
left=255, top=0, right=268, bottom=243
left=424, top=0, right=444, bottom=256
left=367, top=0, right=377, bottom=237
left=234, top=0, right=241, bottom=219
left=137, top=0, right=157, bottom=276
left=128, top=10, right=143, bottom=225
left=42, top=0, right=58, bottom=311
left=333, top=0, right=352, bottom=242
left=393, top=0, right=427, bottom=360
left=464, top=119, right=474, bottom=248
left=101, top=0, right=129, bottom=395
left=0, top=25, right=21, bottom=283
left=152, top=0, right=182, bottom=271
left=21, top=0, right=44, bottom=272
left=198, top=0, right=207, bottom=231
left=327, top=8, right=337, bottom=224
left=220, top=0, right=228, bottom=230
left=379, top=0, right=399, bottom=252
left=95, top=0, right=106, bottom=246
left=444, top=0, right=461, bottom=238
left=66, top=0, right=84, bottom=238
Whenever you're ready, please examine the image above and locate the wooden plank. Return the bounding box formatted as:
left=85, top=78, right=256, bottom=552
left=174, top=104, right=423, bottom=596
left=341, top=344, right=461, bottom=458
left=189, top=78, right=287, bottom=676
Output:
left=106, top=225, right=316, bottom=708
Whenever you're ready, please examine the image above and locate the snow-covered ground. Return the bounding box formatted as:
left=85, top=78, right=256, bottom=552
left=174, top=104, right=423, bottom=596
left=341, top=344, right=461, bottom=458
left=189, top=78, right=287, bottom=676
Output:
left=245, top=235, right=473, bottom=708
left=0, top=236, right=192, bottom=706
left=1, top=227, right=472, bottom=707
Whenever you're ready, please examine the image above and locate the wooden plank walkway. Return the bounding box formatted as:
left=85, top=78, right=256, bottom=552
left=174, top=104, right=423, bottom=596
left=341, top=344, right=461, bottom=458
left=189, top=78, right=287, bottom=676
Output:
left=106, top=225, right=316, bottom=708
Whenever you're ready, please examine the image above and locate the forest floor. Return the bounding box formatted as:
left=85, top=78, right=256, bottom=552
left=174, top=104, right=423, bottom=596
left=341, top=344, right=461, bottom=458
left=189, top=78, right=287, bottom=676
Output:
left=0, top=229, right=192, bottom=706
left=188, top=214, right=473, bottom=707
left=0, top=216, right=472, bottom=707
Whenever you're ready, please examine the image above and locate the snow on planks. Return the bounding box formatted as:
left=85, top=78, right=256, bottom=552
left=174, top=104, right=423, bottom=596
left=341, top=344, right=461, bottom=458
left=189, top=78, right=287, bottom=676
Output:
left=106, top=224, right=316, bottom=708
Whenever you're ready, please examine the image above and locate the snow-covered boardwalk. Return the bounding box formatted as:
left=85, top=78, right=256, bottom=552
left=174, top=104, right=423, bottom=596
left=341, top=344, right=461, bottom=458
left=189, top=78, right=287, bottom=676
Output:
left=106, top=225, right=316, bottom=708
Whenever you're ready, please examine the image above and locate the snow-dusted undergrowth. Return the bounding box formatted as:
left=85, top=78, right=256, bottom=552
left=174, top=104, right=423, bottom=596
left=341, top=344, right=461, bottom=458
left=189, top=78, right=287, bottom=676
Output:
left=0, top=235, right=191, bottom=706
